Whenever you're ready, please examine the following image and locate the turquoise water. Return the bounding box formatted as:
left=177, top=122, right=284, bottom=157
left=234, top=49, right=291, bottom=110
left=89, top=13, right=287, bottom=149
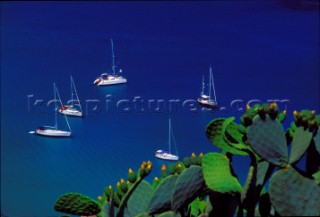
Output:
left=1, top=1, right=319, bottom=216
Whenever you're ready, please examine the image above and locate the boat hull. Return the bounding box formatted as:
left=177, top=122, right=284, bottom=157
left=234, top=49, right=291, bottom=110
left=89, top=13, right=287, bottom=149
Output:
left=197, top=98, right=218, bottom=108
left=35, top=129, right=71, bottom=137
left=59, top=108, right=83, bottom=117
left=95, top=77, right=127, bottom=86
left=155, top=151, right=179, bottom=161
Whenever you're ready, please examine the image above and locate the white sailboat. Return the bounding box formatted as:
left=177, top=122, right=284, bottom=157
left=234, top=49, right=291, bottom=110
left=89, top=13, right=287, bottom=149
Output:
left=59, top=76, right=83, bottom=117
left=197, top=66, right=217, bottom=108
left=155, top=118, right=179, bottom=161
left=93, top=38, right=127, bottom=86
left=29, top=83, right=71, bottom=137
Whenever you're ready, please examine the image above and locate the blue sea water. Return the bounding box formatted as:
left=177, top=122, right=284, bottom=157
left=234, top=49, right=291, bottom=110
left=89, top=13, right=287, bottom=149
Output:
left=1, top=1, right=319, bottom=216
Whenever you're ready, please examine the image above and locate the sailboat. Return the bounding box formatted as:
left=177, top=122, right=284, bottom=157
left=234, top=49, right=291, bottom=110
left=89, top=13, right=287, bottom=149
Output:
left=29, top=83, right=72, bottom=137
left=59, top=76, right=83, bottom=117
left=197, top=66, right=218, bottom=108
left=155, top=118, right=179, bottom=161
left=93, top=38, right=127, bottom=86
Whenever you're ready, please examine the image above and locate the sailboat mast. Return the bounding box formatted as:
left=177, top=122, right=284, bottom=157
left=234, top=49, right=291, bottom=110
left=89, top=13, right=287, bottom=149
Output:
left=70, top=76, right=74, bottom=107
left=54, top=83, right=58, bottom=130
left=210, top=66, right=217, bottom=102
left=168, top=118, right=171, bottom=154
left=201, top=75, right=205, bottom=95
left=71, top=76, right=82, bottom=112
left=111, top=38, right=115, bottom=75
left=208, top=67, right=211, bottom=100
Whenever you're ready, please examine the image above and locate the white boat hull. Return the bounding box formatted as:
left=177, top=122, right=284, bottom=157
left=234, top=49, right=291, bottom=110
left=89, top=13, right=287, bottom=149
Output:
left=94, top=77, right=127, bottom=86
left=35, top=129, right=71, bottom=137
left=197, top=98, right=217, bottom=108
left=59, top=108, right=83, bottom=117
left=155, top=150, right=179, bottom=161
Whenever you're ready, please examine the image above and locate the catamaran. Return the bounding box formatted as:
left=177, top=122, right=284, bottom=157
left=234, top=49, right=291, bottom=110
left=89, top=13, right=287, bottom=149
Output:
left=155, top=118, right=179, bottom=161
left=59, top=76, right=83, bottom=117
left=93, top=38, right=127, bottom=86
left=29, top=83, right=72, bottom=137
left=197, top=66, right=218, bottom=108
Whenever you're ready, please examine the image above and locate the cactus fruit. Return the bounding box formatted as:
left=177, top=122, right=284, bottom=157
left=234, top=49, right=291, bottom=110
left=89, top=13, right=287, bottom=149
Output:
left=161, top=164, right=168, bottom=178
left=126, top=180, right=154, bottom=217
left=277, top=110, right=286, bottom=123
left=152, top=177, right=160, bottom=189
left=128, top=168, right=137, bottom=183
left=54, top=193, right=100, bottom=216
left=247, top=115, right=288, bottom=167
left=183, top=157, right=191, bottom=168
left=202, top=153, right=242, bottom=193
left=104, top=185, right=113, bottom=200
left=172, top=166, right=205, bottom=211
left=269, top=166, right=320, bottom=216
left=149, top=175, right=179, bottom=214
left=289, top=126, right=313, bottom=164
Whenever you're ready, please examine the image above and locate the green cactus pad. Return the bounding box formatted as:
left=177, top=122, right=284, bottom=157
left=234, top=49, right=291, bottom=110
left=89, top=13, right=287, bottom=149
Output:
left=256, top=161, right=271, bottom=186
left=187, top=198, right=206, bottom=217
left=183, top=157, right=191, bottom=168
left=54, top=193, right=100, bottom=216
left=289, top=126, right=313, bottom=164
left=202, top=153, right=242, bottom=193
left=241, top=165, right=257, bottom=210
left=247, top=115, right=288, bottom=167
left=312, top=170, right=320, bottom=184
left=149, top=175, right=178, bottom=215
left=101, top=202, right=119, bottom=217
left=269, top=166, right=320, bottom=216
left=134, top=212, right=150, bottom=217
left=172, top=166, right=205, bottom=211
left=314, top=130, right=320, bottom=154
left=222, top=117, right=254, bottom=155
left=206, top=118, right=247, bottom=156
left=127, top=180, right=154, bottom=217
left=155, top=211, right=181, bottom=217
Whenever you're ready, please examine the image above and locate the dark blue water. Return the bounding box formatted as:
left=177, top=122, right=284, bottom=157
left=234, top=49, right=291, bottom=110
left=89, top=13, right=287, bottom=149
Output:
left=1, top=1, right=319, bottom=216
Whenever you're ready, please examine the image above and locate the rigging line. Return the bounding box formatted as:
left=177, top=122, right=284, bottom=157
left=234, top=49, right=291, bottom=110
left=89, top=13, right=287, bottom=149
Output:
left=55, top=85, right=72, bottom=132
left=170, top=126, right=178, bottom=156
left=71, top=76, right=83, bottom=112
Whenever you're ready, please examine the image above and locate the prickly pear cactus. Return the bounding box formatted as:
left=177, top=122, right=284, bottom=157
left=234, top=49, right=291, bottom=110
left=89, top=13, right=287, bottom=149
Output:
left=241, top=165, right=257, bottom=210
left=172, top=166, right=205, bottom=211
left=247, top=115, right=288, bottom=167
left=269, top=166, right=320, bottom=216
left=126, top=180, right=154, bottom=217
left=289, top=126, right=313, bottom=164
left=206, top=118, right=248, bottom=156
left=156, top=211, right=181, bottom=217
left=149, top=175, right=178, bottom=215
left=202, top=153, right=242, bottom=193
left=54, top=193, right=100, bottom=216
left=314, top=130, right=320, bottom=154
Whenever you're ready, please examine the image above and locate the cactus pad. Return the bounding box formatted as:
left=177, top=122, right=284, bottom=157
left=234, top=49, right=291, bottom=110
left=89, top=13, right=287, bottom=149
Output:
left=289, top=126, right=313, bottom=164
left=269, top=166, right=320, bottom=216
left=247, top=115, right=288, bottom=167
left=172, top=166, right=205, bottom=211
left=156, top=211, right=181, bottom=217
left=241, top=165, right=257, bottom=210
left=206, top=118, right=247, bottom=156
left=54, top=193, right=100, bottom=216
left=202, top=153, right=242, bottom=193
left=149, top=175, right=178, bottom=215
left=314, top=130, right=320, bottom=154
left=127, top=180, right=154, bottom=217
